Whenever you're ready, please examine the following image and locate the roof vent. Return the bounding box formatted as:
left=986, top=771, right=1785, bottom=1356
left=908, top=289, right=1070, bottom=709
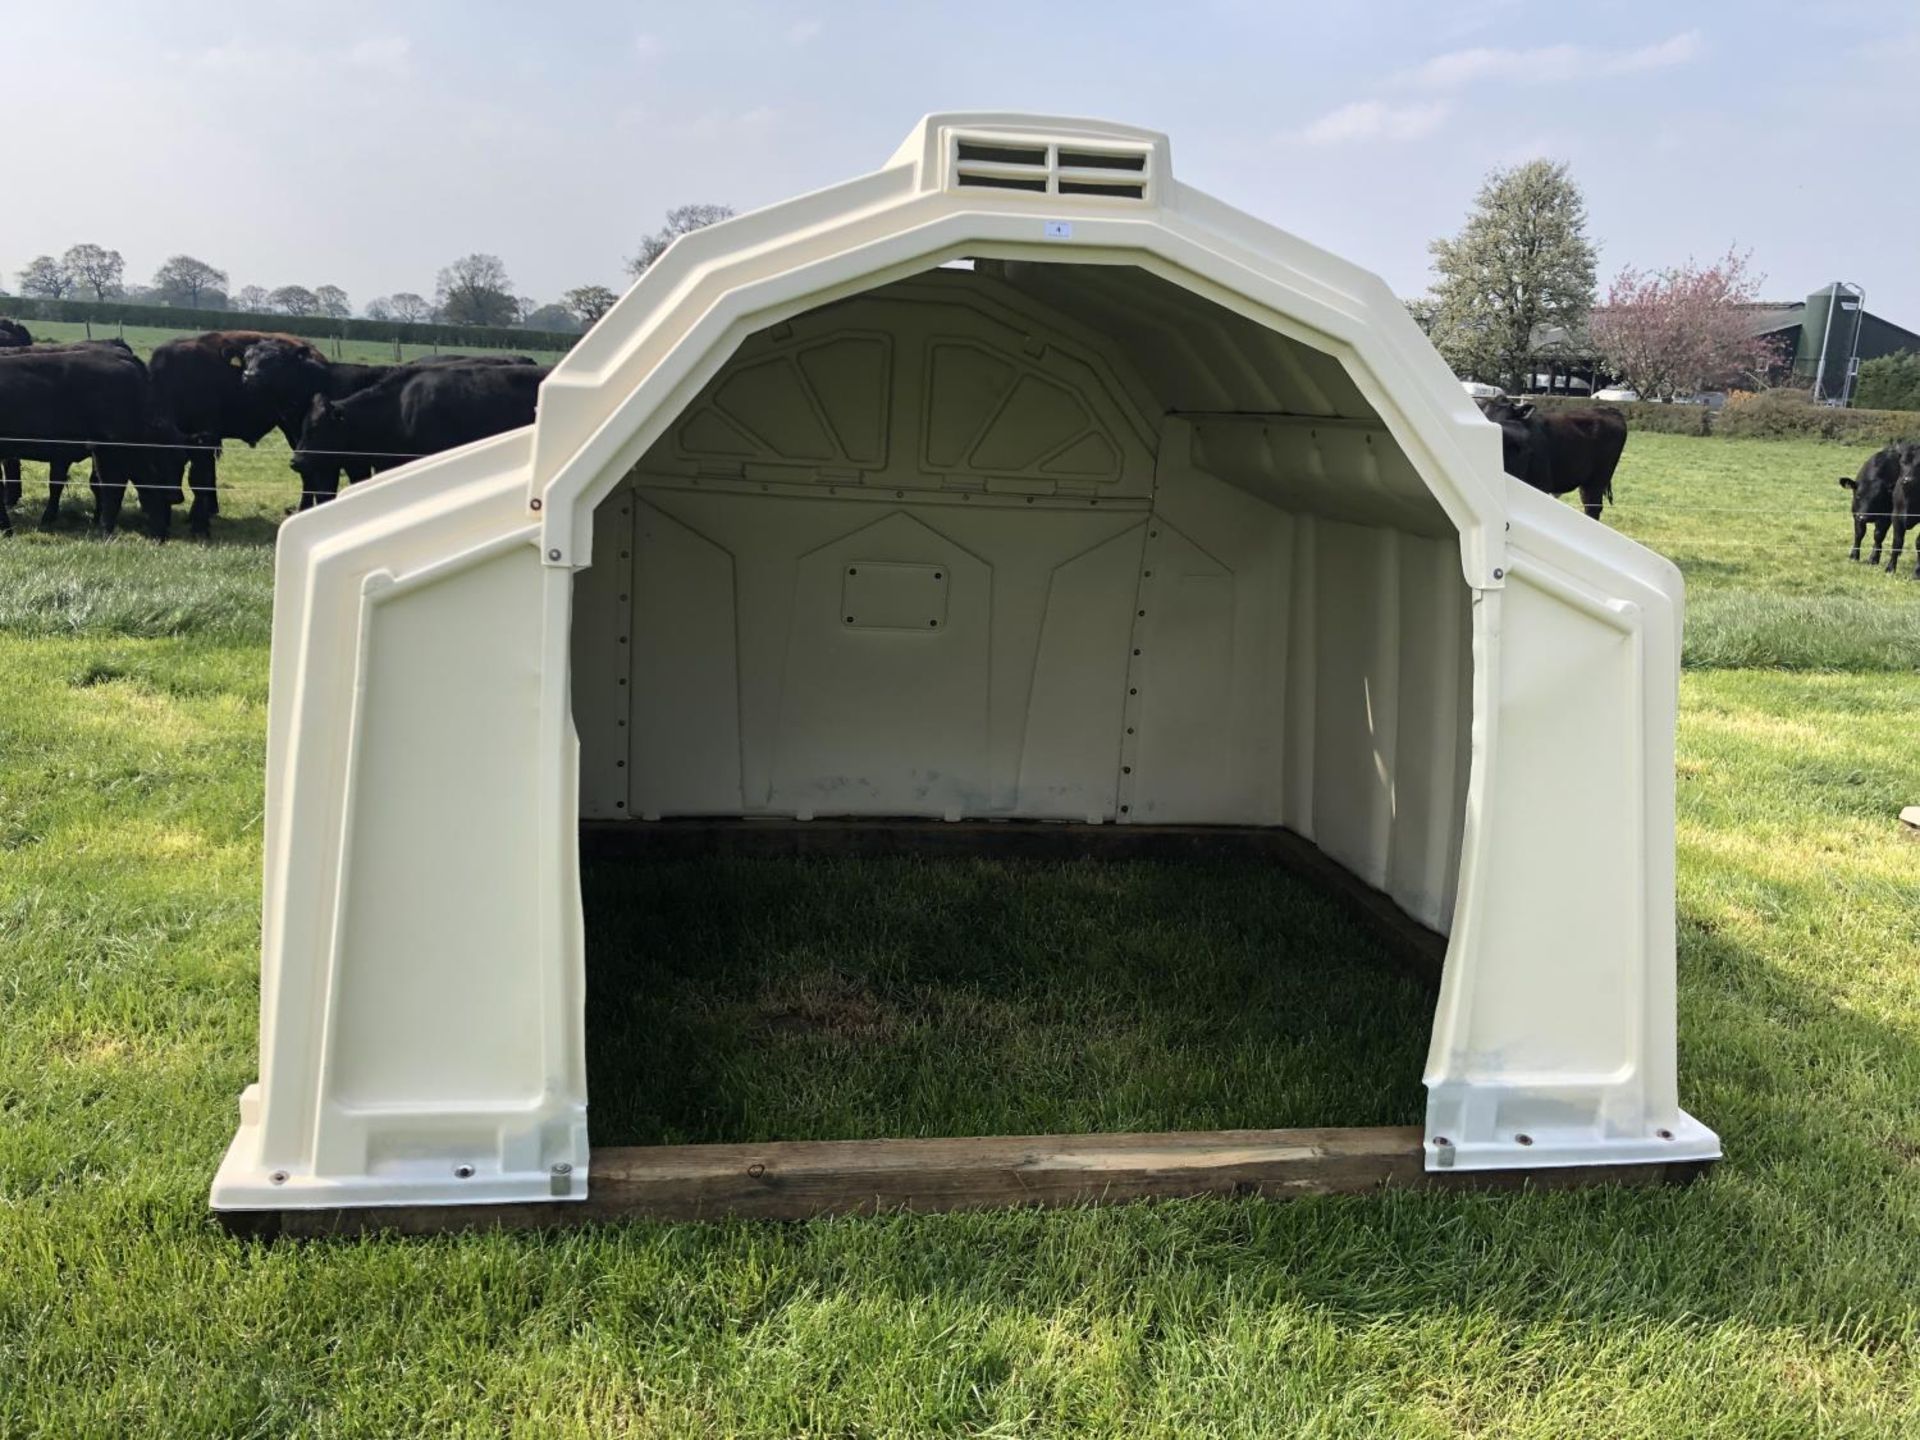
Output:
left=950, top=135, right=1151, bottom=201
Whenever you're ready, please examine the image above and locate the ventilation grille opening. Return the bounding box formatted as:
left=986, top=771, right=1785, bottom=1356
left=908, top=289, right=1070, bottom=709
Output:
left=950, top=137, right=1151, bottom=201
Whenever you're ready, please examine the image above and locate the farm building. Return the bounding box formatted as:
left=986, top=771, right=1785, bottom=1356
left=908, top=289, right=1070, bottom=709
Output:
left=211, top=113, right=1719, bottom=1228
left=1527, top=285, right=1920, bottom=400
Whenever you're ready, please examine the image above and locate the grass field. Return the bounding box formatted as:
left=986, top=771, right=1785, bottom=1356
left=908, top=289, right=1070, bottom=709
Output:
left=2, top=434, right=1918, bottom=1435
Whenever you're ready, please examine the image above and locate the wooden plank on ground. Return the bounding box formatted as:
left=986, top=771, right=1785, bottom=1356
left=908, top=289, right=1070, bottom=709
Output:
left=222, top=1126, right=1714, bottom=1238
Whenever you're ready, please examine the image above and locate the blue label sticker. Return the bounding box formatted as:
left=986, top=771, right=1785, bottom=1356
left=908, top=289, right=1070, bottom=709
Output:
left=1044, top=221, right=1073, bottom=240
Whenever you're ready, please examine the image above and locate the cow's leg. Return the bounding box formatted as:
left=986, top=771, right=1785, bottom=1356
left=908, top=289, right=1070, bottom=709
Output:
left=1869, top=518, right=1890, bottom=566
left=1851, top=515, right=1866, bottom=560
left=40, top=459, right=72, bottom=528
left=1580, top=483, right=1606, bottom=522
left=1884, top=519, right=1907, bottom=575
left=133, top=457, right=172, bottom=541
left=2, top=458, right=19, bottom=510
left=91, top=456, right=127, bottom=537
left=186, top=446, right=218, bottom=539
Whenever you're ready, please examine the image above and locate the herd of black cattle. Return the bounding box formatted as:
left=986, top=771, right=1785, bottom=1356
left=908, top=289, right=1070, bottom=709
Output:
left=0, top=319, right=542, bottom=539
left=1840, top=440, right=1920, bottom=575
left=4, top=316, right=1916, bottom=569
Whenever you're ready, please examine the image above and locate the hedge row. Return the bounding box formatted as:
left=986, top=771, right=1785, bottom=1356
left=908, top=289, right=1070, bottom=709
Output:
left=0, top=295, right=578, bottom=355
left=1525, top=391, right=1920, bottom=445
left=1522, top=396, right=1711, bottom=435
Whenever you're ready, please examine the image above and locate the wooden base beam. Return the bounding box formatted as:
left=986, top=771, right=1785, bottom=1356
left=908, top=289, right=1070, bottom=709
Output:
left=218, top=1126, right=1713, bottom=1238
left=580, top=818, right=1448, bottom=983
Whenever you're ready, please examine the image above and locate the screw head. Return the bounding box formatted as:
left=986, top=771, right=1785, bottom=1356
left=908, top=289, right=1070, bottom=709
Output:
left=453, top=1163, right=476, bottom=1179
left=1514, top=1133, right=1534, bottom=1147
left=1433, top=1136, right=1452, bottom=1148
left=551, top=1161, right=573, bottom=1176
left=1493, top=567, right=1505, bottom=580
left=269, top=1170, right=289, bottom=1185
left=547, top=548, right=562, bottom=562
left=529, top=497, right=542, bottom=511
left=1656, top=1128, right=1674, bottom=1141
left=747, top=1162, right=767, bottom=1179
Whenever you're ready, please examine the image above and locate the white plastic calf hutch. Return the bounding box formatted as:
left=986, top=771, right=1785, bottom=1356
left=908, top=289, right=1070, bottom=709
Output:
left=213, top=115, right=1719, bottom=1233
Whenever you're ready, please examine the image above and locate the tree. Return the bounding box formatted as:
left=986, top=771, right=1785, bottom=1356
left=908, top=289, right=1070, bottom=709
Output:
left=518, top=303, right=581, bottom=333
left=563, top=284, right=618, bottom=327
left=1856, top=351, right=1920, bottom=412
left=233, top=284, right=271, bottom=313
left=387, top=291, right=431, bottom=323
left=626, top=203, right=734, bottom=278
left=435, top=254, right=517, bottom=326
left=1427, top=161, right=1596, bottom=392
left=151, top=254, right=229, bottom=309
left=269, top=284, right=320, bottom=316
left=314, top=284, right=352, bottom=319
left=18, top=255, right=73, bottom=299
left=364, top=296, right=395, bottom=321
left=1589, top=250, right=1779, bottom=401
left=62, top=243, right=126, bottom=301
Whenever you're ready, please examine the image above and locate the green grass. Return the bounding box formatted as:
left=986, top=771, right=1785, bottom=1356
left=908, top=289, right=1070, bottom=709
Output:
left=3, top=434, right=1919, bottom=1435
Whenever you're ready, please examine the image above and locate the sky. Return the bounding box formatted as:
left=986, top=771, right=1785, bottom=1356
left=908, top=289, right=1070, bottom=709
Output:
left=5, top=0, right=1918, bottom=323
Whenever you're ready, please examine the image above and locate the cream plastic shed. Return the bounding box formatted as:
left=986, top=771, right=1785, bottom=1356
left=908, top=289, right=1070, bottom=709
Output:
left=212, top=114, right=1719, bottom=1225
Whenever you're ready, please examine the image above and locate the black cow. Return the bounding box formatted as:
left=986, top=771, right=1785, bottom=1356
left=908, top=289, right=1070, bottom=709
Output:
left=1876, top=443, right=1920, bottom=578
left=148, top=330, right=326, bottom=537
left=0, top=339, right=141, bottom=521
left=242, top=340, right=536, bottom=505
left=0, top=319, right=33, bottom=511
left=1478, top=398, right=1629, bottom=522
left=1839, top=444, right=1908, bottom=563
left=0, top=345, right=179, bottom=536
left=291, top=362, right=548, bottom=496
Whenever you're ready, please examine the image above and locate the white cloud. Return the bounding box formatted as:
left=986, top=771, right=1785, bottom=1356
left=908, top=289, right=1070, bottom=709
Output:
left=1404, top=30, right=1702, bottom=89
left=788, top=18, right=823, bottom=45
left=1612, top=31, right=1704, bottom=73
left=667, top=105, right=781, bottom=142
left=348, top=36, right=413, bottom=78
left=634, top=32, right=665, bottom=62
left=192, top=35, right=413, bottom=80
left=1292, top=99, right=1450, bottom=145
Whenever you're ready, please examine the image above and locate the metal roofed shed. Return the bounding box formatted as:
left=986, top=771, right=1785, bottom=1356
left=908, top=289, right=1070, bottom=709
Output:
left=212, top=114, right=1719, bottom=1232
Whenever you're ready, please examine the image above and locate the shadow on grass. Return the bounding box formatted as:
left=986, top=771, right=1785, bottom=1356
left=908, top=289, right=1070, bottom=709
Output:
left=582, top=855, right=1435, bottom=1147
left=577, top=860, right=1920, bottom=1338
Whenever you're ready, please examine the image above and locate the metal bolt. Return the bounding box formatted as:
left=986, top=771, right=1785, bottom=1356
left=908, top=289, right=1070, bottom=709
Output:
left=1514, top=1133, right=1533, bottom=1147
left=529, top=497, right=542, bottom=511
left=747, top=1162, right=767, bottom=1179
left=454, top=1163, right=475, bottom=1178
left=551, top=1162, right=573, bottom=1176
left=269, top=1170, right=289, bottom=1185
left=1656, top=1128, right=1674, bottom=1141
left=1493, top=567, right=1505, bottom=580
left=1433, top=1136, right=1452, bottom=1147
left=548, top=548, right=562, bottom=561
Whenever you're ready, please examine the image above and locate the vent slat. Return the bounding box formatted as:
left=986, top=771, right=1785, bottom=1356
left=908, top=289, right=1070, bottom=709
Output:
left=947, top=134, right=1153, bottom=202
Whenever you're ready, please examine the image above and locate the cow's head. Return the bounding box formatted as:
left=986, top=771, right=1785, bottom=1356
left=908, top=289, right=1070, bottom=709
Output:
left=241, top=337, right=326, bottom=395
left=1478, top=396, right=1534, bottom=425
left=1896, top=442, right=1920, bottom=504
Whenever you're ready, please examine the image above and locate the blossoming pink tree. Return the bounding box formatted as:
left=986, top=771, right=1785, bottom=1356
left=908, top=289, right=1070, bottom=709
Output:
left=1589, top=250, right=1785, bottom=400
